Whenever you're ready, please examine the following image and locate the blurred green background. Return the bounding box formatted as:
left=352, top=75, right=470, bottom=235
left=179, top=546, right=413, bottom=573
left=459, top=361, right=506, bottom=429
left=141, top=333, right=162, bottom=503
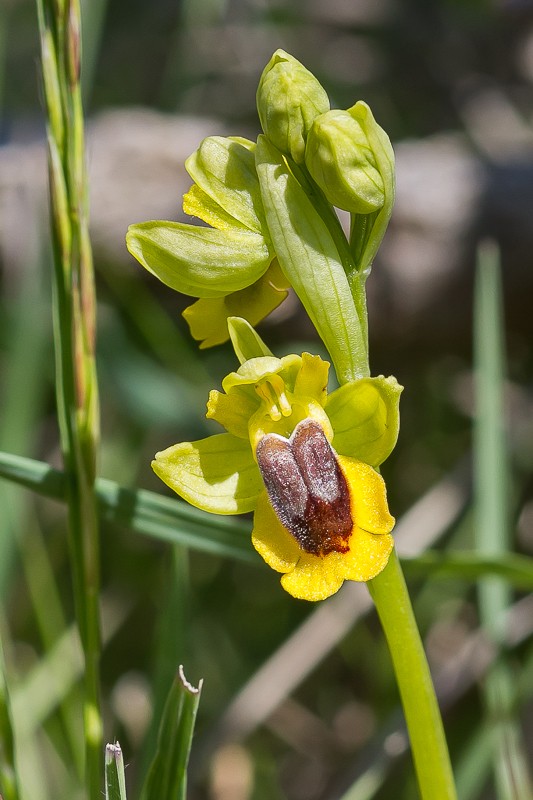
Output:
left=1, top=0, right=533, bottom=798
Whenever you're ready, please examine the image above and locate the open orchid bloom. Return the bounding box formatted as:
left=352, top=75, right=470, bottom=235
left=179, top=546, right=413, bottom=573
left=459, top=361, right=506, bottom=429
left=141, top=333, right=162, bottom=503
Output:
left=152, top=319, right=401, bottom=601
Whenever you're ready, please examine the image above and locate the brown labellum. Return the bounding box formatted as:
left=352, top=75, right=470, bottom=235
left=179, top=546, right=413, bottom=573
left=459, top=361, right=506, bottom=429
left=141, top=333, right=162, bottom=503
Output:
left=255, top=418, right=353, bottom=556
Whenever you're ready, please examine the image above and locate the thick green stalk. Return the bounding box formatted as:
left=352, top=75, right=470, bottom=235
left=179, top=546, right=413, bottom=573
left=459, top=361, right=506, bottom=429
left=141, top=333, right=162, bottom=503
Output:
left=368, top=551, right=457, bottom=799
left=310, top=184, right=457, bottom=793
left=36, top=0, right=102, bottom=796
left=299, top=125, right=458, bottom=794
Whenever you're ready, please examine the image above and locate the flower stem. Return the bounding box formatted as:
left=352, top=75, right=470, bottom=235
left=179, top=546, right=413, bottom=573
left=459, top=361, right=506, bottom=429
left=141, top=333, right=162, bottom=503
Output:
left=368, top=549, right=457, bottom=800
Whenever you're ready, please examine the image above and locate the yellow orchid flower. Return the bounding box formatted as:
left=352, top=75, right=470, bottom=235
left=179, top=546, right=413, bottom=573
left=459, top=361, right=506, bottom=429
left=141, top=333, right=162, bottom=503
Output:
left=152, top=319, right=401, bottom=601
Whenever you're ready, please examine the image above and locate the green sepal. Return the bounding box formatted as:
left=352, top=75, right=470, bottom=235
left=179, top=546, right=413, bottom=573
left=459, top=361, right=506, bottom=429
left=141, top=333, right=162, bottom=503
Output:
left=255, top=134, right=369, bottom=383
left=126, top=221, right=271, bottom=298
left=228, top=316, right=275, bottom=363
left=347, top=102, right=395, bottom=276
left=326, top=375, right=403, bottom=467
left=182, top=262, right=288, bottom=349
left=185, top=136, right=267, bottom=234
left=152, top=433, right=262, bottom=514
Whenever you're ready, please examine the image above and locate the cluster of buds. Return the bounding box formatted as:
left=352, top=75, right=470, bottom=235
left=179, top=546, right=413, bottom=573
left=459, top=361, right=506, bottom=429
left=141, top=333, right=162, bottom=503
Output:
left=127, top=49, right=394, bottom=382
left=257, top=51, right=393, bottom=217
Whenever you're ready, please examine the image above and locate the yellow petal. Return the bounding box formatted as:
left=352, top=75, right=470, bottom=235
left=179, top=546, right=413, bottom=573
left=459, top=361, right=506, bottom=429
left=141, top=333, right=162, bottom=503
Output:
left=341, top=528, right=394, bottom=582
left=251, top=491, right=300, bottom=572
left=206, top=389, right=258, bottom=439
left=338, top=457, right=395, bottom=535
left=293, top=352, right=330, bottom=406
left=281, top=551, right=345, bottom=601
left=183, top=264, right=288, bottom=349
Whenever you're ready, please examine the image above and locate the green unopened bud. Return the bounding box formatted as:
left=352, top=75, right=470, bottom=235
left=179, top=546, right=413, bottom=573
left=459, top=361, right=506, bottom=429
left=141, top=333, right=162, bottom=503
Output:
left=257, top=50, right=330, bottom=164
left=305, top=107, right=386, bottom=214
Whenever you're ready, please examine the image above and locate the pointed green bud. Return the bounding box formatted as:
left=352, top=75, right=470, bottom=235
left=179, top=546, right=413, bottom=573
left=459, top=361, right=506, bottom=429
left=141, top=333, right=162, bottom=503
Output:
left=257, top=50, right=330, bottom=164
left=305, top=107, right=387, bottom=214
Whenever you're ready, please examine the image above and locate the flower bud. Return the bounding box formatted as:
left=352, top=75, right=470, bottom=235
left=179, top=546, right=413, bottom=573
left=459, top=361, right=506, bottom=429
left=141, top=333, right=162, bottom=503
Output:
left=305, top=106, right=386, bottom=214
left=256, top=50, right=330, bottom=164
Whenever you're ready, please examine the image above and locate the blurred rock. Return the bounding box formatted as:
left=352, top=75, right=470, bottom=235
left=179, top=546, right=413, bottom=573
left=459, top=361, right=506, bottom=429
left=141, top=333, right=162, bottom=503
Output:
left=0, top=109, right=222, bottom=271
left=381, top=136, right=482, bottom=308
left=1, top=107, right=532, bottom=350
left=87, top=109, right=223, bottom=263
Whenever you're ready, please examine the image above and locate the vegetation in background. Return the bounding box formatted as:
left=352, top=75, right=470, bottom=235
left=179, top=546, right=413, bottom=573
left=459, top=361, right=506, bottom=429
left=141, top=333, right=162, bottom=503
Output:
left=0, top=1, right=532, bottom=799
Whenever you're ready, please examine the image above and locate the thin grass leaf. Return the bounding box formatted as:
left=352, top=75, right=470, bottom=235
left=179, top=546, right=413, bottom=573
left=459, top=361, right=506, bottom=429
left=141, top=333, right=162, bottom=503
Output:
left=474, top=241, right=510, bottom=636
left=337, top=756, right=389, bottom=800
left=0, top=637, right=20, bottom=800
left=0, top=248, right=51, bottom=597
left=0, top=451, right=254, bottom=562
left=140, top=546, right=190, bottom=780
left=12, top=619, right=83, bottom=740
left=6, top=450, right=533, bottom=587
left=455, top=726, right=495, bottom=800
left=402, top=551, right=533, bottom=590
left=18, top=517, right=84, bottom=777
left=12, top=594, right=131, bottom=741
left=36, top=0, right=103, bottom=794
left=141, top=666, right=202, bottom=800
left=105, top=742, right=127, bottom=800
left=474, top=241, right=533, bottom=799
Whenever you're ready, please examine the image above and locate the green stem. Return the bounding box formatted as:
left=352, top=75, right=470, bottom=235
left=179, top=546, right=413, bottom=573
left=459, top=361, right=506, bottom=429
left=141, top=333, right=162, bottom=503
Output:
left=289, top=122, right=456, bottom=797
left=474, top=243, right=533, bottom=799
left=368, top=550, right=457, bottom=800
left=289, top=160, right=369, bottom=360
left=37, top=0, right=102, bottom=795
left=0, top=632, right=20, bottom=800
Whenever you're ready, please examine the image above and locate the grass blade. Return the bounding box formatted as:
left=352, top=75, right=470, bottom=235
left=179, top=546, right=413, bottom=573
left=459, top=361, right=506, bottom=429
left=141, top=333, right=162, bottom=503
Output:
left=141, top=666, right=202, bottom=800
left=105, top=742, right=127, bottom=800
left=140, top=545, right=190, bottom=780
left=36, top=0, right=103, bottom=793
left=0, top=451, right=254, bottom=562
left=474, top=241, right=533, bottom=799
left=5, top=450, right=533, bottom=588
left=0, top=636, right=20, bottom=800
left=401, top=551, right=533, bottom=589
